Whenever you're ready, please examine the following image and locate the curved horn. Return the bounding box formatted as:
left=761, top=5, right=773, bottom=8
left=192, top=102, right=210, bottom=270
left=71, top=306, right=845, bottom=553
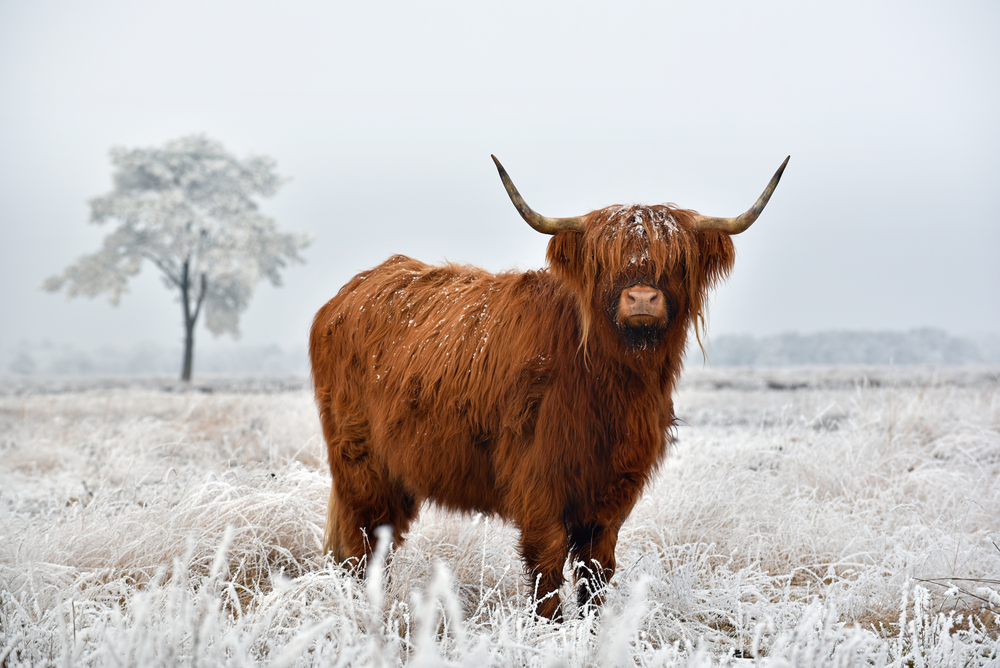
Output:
left=692, top=156, right=790, bottom=234
left=492, top=155, right=586, bottom=234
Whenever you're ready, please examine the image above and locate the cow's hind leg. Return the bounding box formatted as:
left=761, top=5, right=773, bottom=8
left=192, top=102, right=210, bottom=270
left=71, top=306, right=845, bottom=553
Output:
left=324, top=480, right=346, bottom=559
left=334, top=472, right=418, bottom=568
left=320, top=396, right=419, bottom=573
left=327, top=438, right=419, bottom=574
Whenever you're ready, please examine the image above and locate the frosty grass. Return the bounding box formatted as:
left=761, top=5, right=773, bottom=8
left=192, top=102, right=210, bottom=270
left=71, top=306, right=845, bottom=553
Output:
left=1, top=367, right=998, bottom=666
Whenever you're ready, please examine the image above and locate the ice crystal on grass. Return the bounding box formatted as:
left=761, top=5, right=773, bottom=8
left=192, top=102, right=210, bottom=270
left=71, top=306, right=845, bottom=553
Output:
left=0, top=367, right=998, bottom=666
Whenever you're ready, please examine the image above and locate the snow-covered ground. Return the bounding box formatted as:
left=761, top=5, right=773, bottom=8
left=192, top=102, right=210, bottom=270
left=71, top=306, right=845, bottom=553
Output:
left=1, top=367, right=997, bottom=666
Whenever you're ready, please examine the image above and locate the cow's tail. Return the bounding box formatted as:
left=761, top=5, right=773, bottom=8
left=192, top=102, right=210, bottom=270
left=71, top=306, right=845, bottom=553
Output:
left=323, top=481, right=345, bottom=562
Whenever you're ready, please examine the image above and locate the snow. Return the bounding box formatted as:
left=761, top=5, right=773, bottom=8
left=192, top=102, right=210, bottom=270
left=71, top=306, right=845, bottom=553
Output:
left=602, top=205, right=682, bottom=268
left=605, top=205, right=679, bottom=238
left=0, top=366, right=998, bottom=666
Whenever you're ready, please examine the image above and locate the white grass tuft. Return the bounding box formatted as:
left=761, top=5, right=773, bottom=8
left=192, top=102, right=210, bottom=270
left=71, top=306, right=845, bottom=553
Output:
left=1, top=368, right=998, bottom=666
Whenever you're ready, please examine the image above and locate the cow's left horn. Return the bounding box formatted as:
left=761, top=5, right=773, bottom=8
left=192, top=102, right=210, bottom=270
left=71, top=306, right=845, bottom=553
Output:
left=492, top=155, right=586, bottom=234
left=691, top=156, right=790, bottom=234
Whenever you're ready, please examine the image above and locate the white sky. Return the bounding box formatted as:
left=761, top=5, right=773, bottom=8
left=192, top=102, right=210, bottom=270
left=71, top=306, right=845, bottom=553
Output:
left=1, top=0, right=998, bottom=354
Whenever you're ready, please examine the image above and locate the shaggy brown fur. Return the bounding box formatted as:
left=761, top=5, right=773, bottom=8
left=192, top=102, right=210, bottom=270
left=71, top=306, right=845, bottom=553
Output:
left=310, top=204, right=736, bottom=619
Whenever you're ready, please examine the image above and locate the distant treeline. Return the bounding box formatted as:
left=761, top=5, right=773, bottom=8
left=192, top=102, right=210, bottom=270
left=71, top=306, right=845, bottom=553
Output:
left=689, top=328, right=1000, bottom=366
left=2, top=328, right=998, bottom=376
left=2, top=341, right=310, bottom=377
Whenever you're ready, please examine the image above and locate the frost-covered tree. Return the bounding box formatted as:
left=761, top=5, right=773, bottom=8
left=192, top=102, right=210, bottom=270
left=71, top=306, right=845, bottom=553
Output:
left=44, top=135, right=312, bottom=381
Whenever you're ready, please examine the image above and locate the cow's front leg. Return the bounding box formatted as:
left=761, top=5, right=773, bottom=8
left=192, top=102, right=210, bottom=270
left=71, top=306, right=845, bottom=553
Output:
left=518, top=519, right=569, bottom=620
left=569, top=521, right=620, bottom=612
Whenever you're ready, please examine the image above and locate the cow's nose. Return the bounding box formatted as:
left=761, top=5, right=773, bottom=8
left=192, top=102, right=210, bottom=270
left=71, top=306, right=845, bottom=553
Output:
left=623, top=286, right=661, bottom=315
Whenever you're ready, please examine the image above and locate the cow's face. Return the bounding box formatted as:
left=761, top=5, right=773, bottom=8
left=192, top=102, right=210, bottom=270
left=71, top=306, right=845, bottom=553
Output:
left=546, top=205, right=736, bottom=353
left=591, top=206, right=678, bottom=348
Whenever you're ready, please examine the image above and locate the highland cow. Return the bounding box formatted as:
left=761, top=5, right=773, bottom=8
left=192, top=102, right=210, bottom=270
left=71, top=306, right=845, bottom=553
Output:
left=310, top=155, right=789, bottom=619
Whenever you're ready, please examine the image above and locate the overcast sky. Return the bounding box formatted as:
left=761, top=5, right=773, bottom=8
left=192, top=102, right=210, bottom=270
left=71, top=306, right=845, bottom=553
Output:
left=1, top=0, right=998, bottom=356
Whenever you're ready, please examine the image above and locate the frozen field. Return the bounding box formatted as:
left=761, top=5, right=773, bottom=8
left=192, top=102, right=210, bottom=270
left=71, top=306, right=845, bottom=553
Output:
left=1, top=367, right=998, bottom=666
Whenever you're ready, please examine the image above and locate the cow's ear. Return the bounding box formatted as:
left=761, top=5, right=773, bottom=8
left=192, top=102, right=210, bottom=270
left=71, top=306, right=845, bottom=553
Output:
left=546, top=230, right=585, bottom=281
left=694, top=229, right=737, bottom=291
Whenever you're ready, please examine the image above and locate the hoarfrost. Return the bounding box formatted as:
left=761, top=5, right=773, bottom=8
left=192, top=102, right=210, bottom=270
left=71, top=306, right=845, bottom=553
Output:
left=1, top=367, right=998, bottom=664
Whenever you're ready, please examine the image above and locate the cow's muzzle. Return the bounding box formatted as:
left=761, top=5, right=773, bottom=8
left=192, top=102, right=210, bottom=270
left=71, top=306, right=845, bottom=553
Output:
left=616, top=285, right=668, bottom=328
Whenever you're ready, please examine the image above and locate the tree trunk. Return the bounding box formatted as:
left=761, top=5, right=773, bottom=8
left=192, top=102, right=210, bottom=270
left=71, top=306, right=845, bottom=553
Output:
left=181, top=316, right=195, bottom=382
left=179, top=261, right=207, bottom=382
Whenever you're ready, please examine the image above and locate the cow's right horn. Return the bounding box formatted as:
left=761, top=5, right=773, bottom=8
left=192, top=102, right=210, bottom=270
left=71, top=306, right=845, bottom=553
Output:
left=691, top=156, right=790, bottom=235
left=492, top=155, right=586, bottom=234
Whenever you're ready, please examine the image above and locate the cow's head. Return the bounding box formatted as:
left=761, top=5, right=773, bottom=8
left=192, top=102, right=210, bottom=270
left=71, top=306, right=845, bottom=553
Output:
left=493, top=155, right=788, bottom=357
